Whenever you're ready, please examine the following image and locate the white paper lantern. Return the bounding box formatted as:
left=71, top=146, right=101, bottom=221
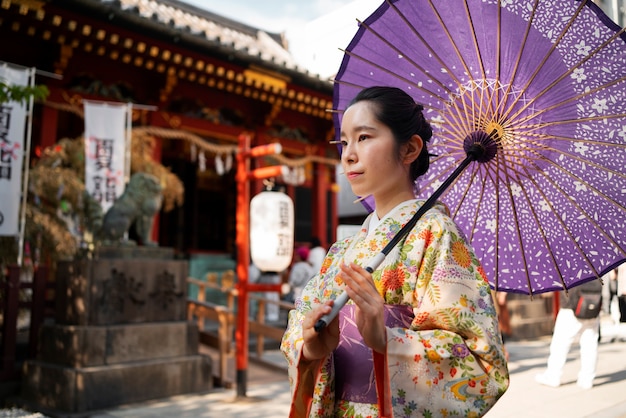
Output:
left=250, top=191, right=294, bottom=272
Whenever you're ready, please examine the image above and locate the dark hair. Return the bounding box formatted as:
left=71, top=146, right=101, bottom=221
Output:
left=348, top=86, right=433, bottom=182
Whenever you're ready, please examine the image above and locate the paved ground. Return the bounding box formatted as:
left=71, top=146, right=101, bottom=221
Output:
left=6, top=315, right=626, bottom=417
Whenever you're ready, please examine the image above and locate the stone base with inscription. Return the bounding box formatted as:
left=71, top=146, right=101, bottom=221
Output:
left=21, top=247, right=213, bottom=414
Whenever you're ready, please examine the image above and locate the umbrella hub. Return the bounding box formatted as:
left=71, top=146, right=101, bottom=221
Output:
left=463, top=130, right=498, bottom=163
left=485, top=121, right=505, bottom=144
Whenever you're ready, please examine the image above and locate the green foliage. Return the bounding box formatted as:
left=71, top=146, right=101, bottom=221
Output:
left=0, top=81, right=49, bottom=105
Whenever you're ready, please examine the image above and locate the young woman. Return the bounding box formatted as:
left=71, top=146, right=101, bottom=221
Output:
left=281, top=86, right=509, bottom=417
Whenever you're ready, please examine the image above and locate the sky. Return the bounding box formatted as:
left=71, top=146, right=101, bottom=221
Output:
left=189, top=0, right=356, bottom=33
left=182, top=0, right=382, bottom=77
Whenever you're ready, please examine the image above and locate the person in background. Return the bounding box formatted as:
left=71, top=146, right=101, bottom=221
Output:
left=281, top=86, right=509, bottom=417
left=613, top=264, right=626, bottom=341
left=535, top=279, right=603, bottom=389
left=307, top=237, right=326, bottom=275
left=288, top=246, right=314, bottom=303
left=249, top=263, right=282, bottom=322
left=492, top=290, right=511, bottom=361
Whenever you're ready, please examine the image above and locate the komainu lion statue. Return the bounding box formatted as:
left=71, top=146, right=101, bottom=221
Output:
left=99, top=172, right=163, bottom=246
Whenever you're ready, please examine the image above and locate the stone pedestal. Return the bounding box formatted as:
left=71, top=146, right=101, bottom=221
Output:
left=21, top=247, right=212, bottom=414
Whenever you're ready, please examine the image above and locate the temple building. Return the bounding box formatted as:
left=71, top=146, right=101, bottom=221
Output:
left=1, top=0, right=343, bottom=262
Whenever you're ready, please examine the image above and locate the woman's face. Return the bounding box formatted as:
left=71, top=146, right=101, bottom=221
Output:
left=340, top=101, right=415, bottom=215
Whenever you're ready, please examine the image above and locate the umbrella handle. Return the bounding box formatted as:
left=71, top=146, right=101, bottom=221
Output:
left=313, top=253, right=385, bottom=332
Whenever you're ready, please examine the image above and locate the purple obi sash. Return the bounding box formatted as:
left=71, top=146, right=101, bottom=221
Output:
left=334, top=304, right=414, bottom=403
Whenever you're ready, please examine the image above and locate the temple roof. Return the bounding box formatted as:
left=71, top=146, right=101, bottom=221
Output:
left=88, top=0, right=320, bottom=79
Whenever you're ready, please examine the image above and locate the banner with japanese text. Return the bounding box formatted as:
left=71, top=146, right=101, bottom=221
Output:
left=84, top=101, right=128, bottom=214
left=0, top=65, right=29, bottom=236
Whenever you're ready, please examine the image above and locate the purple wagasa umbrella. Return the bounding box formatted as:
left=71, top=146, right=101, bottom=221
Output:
left=332, top=0, right=626, bottom=296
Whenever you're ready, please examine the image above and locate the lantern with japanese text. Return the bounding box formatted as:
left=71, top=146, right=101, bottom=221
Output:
left=249, top=191, right=294, bottom=272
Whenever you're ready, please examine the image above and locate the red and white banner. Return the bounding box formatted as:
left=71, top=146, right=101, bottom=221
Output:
left=0, top=64, right=29, bottom=236
left=84, top=101, right=129, bottom=214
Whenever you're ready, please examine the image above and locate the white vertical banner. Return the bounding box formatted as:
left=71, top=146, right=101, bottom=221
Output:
left=84, top=101, right=129, bottom=214
left=0, top=64, right=30, bottom=237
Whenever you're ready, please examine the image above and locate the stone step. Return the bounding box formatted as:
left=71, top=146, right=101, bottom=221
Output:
left=22, top=355, right=212, bottom=413
left=38, top=321, right=199, bottom=368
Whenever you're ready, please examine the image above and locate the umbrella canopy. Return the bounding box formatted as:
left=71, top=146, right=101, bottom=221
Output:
left=333, top=0, right=626, bottom=295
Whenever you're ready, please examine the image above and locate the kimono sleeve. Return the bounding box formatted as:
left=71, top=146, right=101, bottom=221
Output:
left=280, top=240, right=349, bottom=417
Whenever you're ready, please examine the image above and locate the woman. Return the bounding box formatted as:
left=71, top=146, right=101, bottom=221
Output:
left=280, top=86, right=509, bottom=417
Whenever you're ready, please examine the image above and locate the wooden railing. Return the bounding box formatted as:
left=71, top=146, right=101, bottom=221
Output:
left=186, top=272, right=293, bottom=387
left=248, top=294, right=294, bottom=358
left=1, top=265, right=54, bottom=381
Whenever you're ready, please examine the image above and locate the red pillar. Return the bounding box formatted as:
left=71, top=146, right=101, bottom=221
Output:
left=329, top=178, right=338, bottom=245
left=235, top=133, right=252, bottom=397
left=39, top=106, right=58, bottom=149
left=234, top=135, right=284, bottom=398
left=312, top=161, right=329, bottom=247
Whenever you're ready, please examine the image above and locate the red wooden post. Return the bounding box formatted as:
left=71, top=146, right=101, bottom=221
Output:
left=312, top=160, right=328, bottom=246
left=235, top=133, right=252, bottom=397
left=234, top=134, right=284, bottom=397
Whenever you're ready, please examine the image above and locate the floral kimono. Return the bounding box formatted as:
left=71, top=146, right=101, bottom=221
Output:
left=280, top=200, right=509, bottom=417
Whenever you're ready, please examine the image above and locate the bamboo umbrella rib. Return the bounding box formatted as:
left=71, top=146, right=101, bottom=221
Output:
left=525, top=165, right=622, bottom=284
left=516, top=112, right=626, bottom=132
left=332, top=78, right=464, bottom=132
left=355, top=19, right=451, bottom=94
left=493, top=149, right=504, bottom=293
left=426, top=0, right=475, bottom=85
left=513, top=76, right=626, bottom=127
left=461, top=1, right=489, bottom=128
left=530, top=133, right=626, bottom=151
left=495, top=0, right=502, bottom=89
left=464, top=0, right=486, bottom=79
left=517, top=168, right=569, bottom=292
left=386, top=0, right=481, bottom=136
left=442, top=105, right=475, bottom=140
left=443, top=95, right=476, bottom=137
left=332, top=79, right=443, bottom=113
left=339, top=49, right=448, bottom=103
left=463, top=0, right=499, bottom=127
left=465, top=143, right=542, bottom=179
left=474, top=81, right=487, bottom=135
left=477, top=82, right=501, bottom=134
left=493, top=1, right=502, bottom=118
left=448, top=163, right=479, bottom=221
left=388, top=0, right=487, bottom=131
left=469, top=170, right=490, bottom=245
left=515, top=142, right=626, bottom=226
left=386, top=0, right=463, bottom=87
left=526, top=140, right=626, bottom=183
left=470, top=164, right=506, bottom=290
left=417, top=153, right=468, bottom=193
left=454, top=165, right=490, bottom=249
left=524, top=149, right=626, bottom=216
left=496, top=0, right=540, bottom=122
left=331, top=77, right=364, bottom=91
left=500, top=151, right=535, bottom=295
left=507, top=23, right=626, bottom=123
left=501, top=0, right=588, bottom=121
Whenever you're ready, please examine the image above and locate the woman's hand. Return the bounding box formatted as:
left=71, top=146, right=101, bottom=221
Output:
left=302, top=300, right=339, bottom=361
left=339, top=262, right=387, bottom=353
